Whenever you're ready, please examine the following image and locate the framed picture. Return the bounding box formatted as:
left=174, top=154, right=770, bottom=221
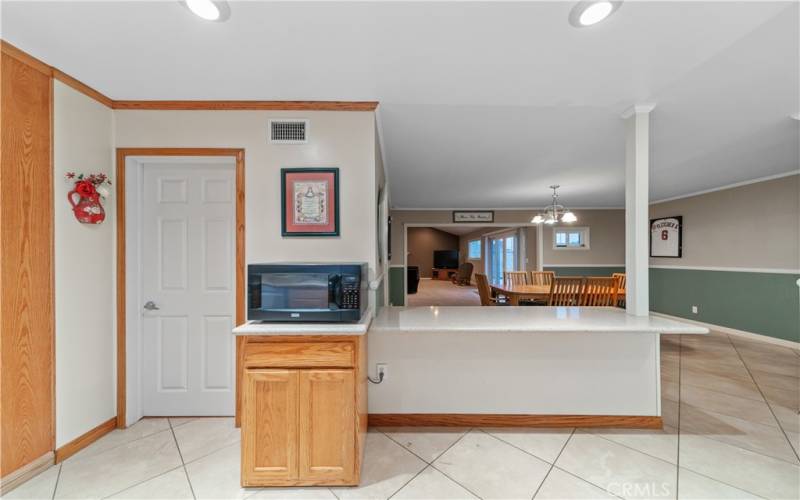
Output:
left=453, top=210, right=494, bottom=223
left=281, top=167, right=339, bottom=237
left=650, top=216, right=682, bottom=257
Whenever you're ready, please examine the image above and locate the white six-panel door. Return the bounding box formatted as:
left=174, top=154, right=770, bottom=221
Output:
left=141, top=163, right=236, bottom=416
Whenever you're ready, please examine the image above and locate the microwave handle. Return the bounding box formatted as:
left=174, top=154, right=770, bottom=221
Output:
left=330, top=275, right=344, bottom=308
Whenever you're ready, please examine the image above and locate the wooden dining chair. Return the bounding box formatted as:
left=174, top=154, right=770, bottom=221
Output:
left=504, top=271, right=529, bottom=287
left=529, top=271, right=555, bottom=286
left=475, top=273, right=506, bottom=306
left=548, top=277, right=585, bottom=306
left=582, top=276, right=620, bottom=307
left=612, top=273, right=626, bottom=308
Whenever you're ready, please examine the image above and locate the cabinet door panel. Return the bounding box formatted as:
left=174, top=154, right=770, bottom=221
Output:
left=242, top=369, right=298, bottom=484
left=299, top=370, right=355, bottom=481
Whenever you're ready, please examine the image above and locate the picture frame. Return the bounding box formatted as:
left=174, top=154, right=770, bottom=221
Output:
left=650, top=216, right=682, bottom=258
left=452, top=210, right=494, bottom=223
left=281, top=167, right=340, bottom=237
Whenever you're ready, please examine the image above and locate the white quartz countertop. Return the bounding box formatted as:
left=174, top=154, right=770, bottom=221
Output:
left=371, top=306, right=708, bottom=334
left=233, top=307, right=373, bottom=336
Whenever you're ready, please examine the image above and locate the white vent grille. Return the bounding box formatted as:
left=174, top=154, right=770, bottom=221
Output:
left=269, top=119, right=308, bottom=144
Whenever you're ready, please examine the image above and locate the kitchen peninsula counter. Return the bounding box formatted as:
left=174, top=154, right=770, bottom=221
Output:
left=367, top=306, right=706, bottom=428
left=371, top=305, right=708, bottom=334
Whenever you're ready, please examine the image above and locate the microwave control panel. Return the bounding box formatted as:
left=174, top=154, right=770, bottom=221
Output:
left=341, top=276, right=360, bottom=310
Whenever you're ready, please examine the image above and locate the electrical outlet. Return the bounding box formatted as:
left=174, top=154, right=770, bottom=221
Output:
left=691, top=306, right=698, bottom=314
left=376, top=363, right=388, bottom=381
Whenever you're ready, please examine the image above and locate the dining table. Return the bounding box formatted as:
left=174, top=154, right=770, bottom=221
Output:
left=490, top=283, right=626, bottom=306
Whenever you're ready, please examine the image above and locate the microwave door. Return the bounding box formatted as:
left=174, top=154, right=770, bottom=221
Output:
left=261, top=272, right=329, bottom=311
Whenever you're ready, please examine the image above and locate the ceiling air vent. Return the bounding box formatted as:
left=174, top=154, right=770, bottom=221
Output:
left=269, top=119, right=308, bottom=144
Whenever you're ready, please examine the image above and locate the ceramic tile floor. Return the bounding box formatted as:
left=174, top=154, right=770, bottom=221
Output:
left=7, top=331, right=800, bottom=500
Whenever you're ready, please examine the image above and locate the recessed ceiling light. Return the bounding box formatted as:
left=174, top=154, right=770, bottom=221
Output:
left=183, top=0, right=230, bottom=22
left=569, top=1, right=622, bottom=28
left=791, top=113, right=800, bottom=121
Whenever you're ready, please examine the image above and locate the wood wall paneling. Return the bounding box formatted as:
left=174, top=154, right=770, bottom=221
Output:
left=0, top=52, right=55, bottom=477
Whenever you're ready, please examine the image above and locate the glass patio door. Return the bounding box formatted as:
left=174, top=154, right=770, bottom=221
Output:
left=488, top=233, right=518, bottom=285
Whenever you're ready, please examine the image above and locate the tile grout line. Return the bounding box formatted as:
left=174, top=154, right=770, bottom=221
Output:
left=530, top=427, right=575, bottom=500
left=100, top=465, right=186, bottom=499
left=726, top=336, right=800, bottom=464
left=477, top=428, right=571, bottom=466
left=381, top=427, right=481, bottom=499
left=424, top=429, right=487, bottom=499
left=670, top=335, right=774, bottom=500
left=168, top=418, right=198, bottom=500
left=50, top=463, right=62, bottom=500
left=386, top=464, right=433, bottom=500
left=672, top=337, right=793, bottom=500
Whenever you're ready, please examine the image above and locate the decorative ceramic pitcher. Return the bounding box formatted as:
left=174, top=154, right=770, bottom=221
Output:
left=67, top=187, right=105, bottom=224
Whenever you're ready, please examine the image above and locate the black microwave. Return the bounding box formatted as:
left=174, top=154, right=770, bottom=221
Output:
left=247, top=263, right=368, bottom=323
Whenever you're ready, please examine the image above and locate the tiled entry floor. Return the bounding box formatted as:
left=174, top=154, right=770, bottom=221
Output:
left=8, top=331, right=800, bottom=500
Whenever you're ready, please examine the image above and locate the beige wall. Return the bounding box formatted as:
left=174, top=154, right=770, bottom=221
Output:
left=390, top=210, right=539, bottom=266
left=115, top=110, right=379, bottom=278
left=542, top=210, right=625, bottom=266
left=391, top=209, right=622, bottom=269
left=407, top=227, right=460, bottom=277
left=650, top=175, right=800, bottom=270
left=54, top=82, right=116, bottom=447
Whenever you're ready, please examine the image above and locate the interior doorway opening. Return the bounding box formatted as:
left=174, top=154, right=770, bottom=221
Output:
left=403, top=224, right=537, bottom=307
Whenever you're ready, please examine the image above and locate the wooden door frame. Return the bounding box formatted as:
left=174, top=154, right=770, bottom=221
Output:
left=115, top=148, right=245, bottom=428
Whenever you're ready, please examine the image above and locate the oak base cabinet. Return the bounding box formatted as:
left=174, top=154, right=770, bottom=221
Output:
left=240, top=335, right=366, bottom=487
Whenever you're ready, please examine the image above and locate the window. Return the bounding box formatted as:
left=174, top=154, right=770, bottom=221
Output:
left=467, top=239, right=481, bottom=259
left=553, top=227, right=589, bottom=249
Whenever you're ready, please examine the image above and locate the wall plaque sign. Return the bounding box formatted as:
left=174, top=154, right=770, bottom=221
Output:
left=281, top=168, right=339, bottom=237
left=453, top=210, right=494, bottom=223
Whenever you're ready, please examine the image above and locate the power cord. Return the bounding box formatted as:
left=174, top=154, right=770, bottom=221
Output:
left=367, top=371, right=384, bottom=384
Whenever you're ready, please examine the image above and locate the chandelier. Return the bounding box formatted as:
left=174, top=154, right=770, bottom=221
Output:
left=531, top=185, right=577, bottom=225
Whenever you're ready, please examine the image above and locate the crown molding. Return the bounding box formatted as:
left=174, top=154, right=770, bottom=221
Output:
left=111, top=100, right=378, bottom=111
left=651, top=170, right=799, bottom=204
left=621, top=103, right=657, bottom=119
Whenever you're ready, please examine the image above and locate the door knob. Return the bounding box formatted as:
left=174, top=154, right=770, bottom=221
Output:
left=143, top=301, right=160, bottom=311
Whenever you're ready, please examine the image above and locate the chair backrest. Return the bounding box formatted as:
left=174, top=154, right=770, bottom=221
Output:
left=504, top=271, right=529, bottom=287
left=582, top=276, right=620, bottom=307
left=612, top=273, right=626, bottom=290
left=474, top=273, right=493, bottom=306
left=548, top=277, right=585, bottom=306
left=529, top=271, right=555, bottom=286
left=459, top=262, right=474, bottom=280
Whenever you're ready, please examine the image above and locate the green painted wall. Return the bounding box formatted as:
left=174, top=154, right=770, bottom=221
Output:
left=544, top=266, right=625, bottom=277
left=650, top=268, right=800, bottom=343
left=388, top=267, right=405, bottom=306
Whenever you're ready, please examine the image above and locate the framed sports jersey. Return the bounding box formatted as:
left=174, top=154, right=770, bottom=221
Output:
left=650, top=216, right=682, bottom=258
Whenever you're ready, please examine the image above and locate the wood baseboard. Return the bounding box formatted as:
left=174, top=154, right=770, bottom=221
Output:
left=0, top=452, right=54, bottom=495
left=368, top=414, right=663, bottom=429
left=55, top=417, right=117, bottom=463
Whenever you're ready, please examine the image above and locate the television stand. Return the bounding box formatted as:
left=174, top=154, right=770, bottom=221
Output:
left=432, top=268, right=458, bottom=281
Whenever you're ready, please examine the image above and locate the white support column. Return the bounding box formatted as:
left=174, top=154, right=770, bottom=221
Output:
left=623, top=104, right=655, bottom=316
left=536, top=224, right=544, bottom=271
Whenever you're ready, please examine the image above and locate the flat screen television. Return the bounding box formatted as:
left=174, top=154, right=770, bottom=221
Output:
left=433, top=250, right=459, bottom=269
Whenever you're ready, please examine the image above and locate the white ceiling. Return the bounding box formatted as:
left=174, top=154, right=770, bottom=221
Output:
left=3, top=1, right=798, bottom=208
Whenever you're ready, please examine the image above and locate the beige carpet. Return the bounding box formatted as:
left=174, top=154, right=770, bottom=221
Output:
left=407, top=278, right=481, bottom=306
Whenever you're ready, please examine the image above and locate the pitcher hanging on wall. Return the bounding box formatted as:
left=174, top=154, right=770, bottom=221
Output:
left=66, top=172, right=111, bottom=224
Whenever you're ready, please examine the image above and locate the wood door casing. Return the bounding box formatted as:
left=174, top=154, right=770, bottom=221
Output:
left=298, top=370, right=355, bottom=482
left=241, top=369, right=298, bottom=485
left=0, top=52, right=55, bottom=477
